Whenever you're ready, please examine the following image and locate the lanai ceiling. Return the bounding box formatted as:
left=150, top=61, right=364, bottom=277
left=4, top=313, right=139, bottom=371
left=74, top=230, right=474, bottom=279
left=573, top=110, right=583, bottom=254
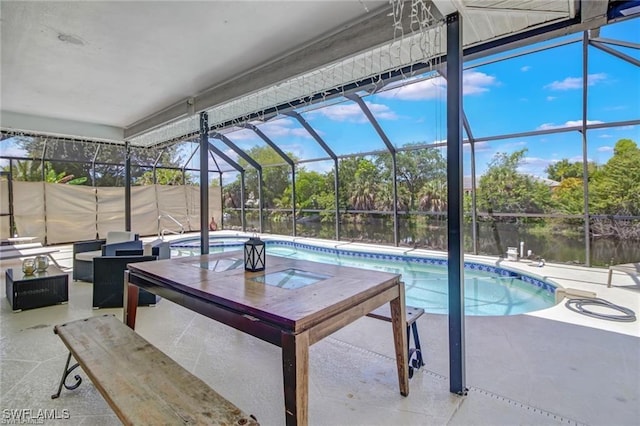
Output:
left=0, top=1, right=623, bottom=146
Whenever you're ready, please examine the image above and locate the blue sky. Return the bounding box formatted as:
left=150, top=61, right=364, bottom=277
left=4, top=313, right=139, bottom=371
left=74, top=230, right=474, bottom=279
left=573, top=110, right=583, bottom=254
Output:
left=208, top=17, right=639, bottom=179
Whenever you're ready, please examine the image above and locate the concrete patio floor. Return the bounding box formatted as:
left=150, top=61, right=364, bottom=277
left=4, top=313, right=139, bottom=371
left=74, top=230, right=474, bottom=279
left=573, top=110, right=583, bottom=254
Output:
left=1, top=234, right=638, bottom=425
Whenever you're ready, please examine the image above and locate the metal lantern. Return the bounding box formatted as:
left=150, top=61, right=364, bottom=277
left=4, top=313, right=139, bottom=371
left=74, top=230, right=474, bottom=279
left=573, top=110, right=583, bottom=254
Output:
left=244, top=236, right=265, bottom=272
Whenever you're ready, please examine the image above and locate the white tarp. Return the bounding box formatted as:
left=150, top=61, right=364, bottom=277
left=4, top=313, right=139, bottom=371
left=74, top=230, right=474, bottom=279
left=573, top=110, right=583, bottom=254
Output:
left=185, top=185, right=200, bottom=231
left=45, top=183, right=96, bottom=244
left=10, top=183, right=221, bottom=243
left=97, top=187, right=125, bottom=239
left=0, top=177, right=10, bottom=239
left=156, top=185, right=188, bottom=234
left=13, top=181, right=46, bottom=241
left=209, top=186, right=222, bottom=230
left=131, top=186, right=158, bottom=237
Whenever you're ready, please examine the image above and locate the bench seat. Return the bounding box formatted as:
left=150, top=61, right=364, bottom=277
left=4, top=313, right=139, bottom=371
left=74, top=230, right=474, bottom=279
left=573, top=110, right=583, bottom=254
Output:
left=53, top=315, right=258, bottom=425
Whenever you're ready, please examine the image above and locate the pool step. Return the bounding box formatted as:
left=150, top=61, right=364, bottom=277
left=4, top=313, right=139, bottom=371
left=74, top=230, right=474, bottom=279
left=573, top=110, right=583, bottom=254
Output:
left=367, top=304, right=425, bottom=378
left=555, top=288, right=596, bottom=303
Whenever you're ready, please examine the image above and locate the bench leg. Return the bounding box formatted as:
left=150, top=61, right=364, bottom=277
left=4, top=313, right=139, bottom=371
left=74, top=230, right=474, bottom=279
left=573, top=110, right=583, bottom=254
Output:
left=406, top=327, right=414, bottom=379
left=51, top=352, right=82, bottom=399
left=406, top=322, right=425, bottom=378
left=410, top=322, right=425, bottom=369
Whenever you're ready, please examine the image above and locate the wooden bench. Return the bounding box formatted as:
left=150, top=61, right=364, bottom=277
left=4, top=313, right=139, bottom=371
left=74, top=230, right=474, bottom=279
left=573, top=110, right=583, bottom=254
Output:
left=367, top=305, right=425, bottom=378
left=52, top=314, right=258, bottom=425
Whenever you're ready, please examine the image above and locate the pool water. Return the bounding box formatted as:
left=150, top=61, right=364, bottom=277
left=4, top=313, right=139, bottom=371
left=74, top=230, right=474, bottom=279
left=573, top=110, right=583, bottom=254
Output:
left=171, top=239, right=556, bottom=316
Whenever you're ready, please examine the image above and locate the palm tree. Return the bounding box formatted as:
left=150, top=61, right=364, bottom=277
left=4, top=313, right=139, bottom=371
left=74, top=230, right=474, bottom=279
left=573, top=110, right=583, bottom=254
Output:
left=349, top=180, right=376, bottom=211
left=419, top=180, right=447, bottom=212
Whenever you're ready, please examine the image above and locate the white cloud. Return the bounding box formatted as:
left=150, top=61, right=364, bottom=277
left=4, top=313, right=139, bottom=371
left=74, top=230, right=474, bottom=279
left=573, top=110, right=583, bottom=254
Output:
left=463, top=141, right=491, bottom=153
left=517, top=156, right=555, bottom=176
left=597, top=146, right=613, bottom=152
left=302, top=160, right=334, bottom=174
left=537, top=119, right=604, bottom=130
left=501, top=141, right=527, bottom=149
left=544, top=73, right=607, bottom=90
left=314, top=101, right=397, bottom=122
left=379, top=76, right=445, bottom=100
left=224, top=128, right=258, bottom=141
left=464, top=70, right=499, bottom=94
left=521, top=65, right=532, bottom=72
left=276, top=143, right=305, bottom=160
left=599, top=134, right=613, bottom=138
left=378, top=70, right=497, bottom=100
left=258, top=118, right=312, bottom=139
left=546, top=96, right=557, bottom=101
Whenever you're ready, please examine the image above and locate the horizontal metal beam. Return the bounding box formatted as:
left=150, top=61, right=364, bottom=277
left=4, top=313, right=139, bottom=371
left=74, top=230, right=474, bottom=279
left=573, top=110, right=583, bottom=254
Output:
left=124, top=3, right=417, bottom=138
left=125, top=99, right=194, bottom=139
left=464, top=14, right=603, bottom=62
left=1, top=111, right=124, bottom=143
left=129, top=15, right=595, bottom=147
left=465, top=36, right=580, bottom=70
left=472, top=118, right=640, bottom=143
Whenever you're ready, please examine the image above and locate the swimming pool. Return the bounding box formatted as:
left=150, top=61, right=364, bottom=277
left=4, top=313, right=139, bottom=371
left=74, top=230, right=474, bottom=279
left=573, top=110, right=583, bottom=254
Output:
left=171, top=237, right=557, bottom=316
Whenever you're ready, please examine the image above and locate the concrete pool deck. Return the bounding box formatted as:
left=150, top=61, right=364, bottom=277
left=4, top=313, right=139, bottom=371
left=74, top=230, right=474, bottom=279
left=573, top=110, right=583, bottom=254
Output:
left=1, top=232, right=638, bottom=425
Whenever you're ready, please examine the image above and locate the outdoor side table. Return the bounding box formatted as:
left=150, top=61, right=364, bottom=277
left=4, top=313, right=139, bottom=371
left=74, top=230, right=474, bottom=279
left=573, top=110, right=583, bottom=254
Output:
left=5, top=266, right=69, bottom=312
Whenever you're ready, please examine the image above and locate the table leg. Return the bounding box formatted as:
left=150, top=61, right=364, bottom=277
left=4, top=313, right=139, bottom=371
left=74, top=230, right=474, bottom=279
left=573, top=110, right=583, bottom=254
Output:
left=123, top=271, right=139, bottom=329
left=281, top=331, right=310, bottom=426
left=390, top=282, right=409, bottom=396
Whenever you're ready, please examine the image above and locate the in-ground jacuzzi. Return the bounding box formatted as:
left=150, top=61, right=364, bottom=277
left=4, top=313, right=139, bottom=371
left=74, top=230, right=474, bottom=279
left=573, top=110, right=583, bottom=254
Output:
left=170, top=236, right=557, bottom=316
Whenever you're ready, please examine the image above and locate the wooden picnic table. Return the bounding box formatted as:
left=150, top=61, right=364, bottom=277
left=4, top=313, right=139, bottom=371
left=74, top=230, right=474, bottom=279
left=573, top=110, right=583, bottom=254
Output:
left=124, top=252, right=409, bottom=426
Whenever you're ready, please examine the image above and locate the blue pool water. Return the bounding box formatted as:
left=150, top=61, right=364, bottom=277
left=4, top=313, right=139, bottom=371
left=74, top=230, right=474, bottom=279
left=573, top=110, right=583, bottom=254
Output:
left=171, top=238, right=557, bottom=316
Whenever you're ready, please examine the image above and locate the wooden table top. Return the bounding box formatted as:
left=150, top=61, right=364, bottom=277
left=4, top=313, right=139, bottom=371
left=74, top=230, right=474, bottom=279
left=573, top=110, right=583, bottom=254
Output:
left=127, top=252, right=402, bottom=333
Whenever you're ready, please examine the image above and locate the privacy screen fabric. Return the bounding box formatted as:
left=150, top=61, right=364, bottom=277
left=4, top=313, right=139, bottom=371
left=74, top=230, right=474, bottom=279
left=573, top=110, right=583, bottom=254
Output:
left=46, top=183, right=96, bottom=244
left=131, top=186, right=159, bottom=237
left=10, top=184, right=219, bottom=244
left=13, top=182, right=46, bottom=241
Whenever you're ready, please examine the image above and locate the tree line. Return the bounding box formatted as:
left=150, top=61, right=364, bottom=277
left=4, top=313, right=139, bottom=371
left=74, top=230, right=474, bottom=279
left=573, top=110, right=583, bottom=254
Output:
left=224, top=139, right=639, bottom=239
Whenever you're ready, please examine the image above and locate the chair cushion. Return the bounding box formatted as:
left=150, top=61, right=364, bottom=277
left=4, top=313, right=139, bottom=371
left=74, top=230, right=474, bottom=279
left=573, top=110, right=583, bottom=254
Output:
left=106, top=231, right=136, bottom=245
left=75, top=250, right=102, bottom=262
